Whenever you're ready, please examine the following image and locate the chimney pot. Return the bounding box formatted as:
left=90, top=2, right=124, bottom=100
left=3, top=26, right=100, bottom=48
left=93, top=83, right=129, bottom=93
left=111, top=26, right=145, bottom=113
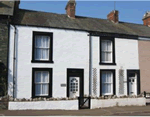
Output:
left=143, top=11, right=150, bottom=27
left=65, top=0, right=76, bottom=19
left=107, top=10, right=119, bottom=23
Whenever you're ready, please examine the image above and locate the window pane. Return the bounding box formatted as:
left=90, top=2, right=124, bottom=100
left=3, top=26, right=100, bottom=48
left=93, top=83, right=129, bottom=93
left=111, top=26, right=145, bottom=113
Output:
left=107, top=52, right=112, bottom=62
left=42, top=49, right=49, bottom=59
left=102, top=41, right=107, bottom=51
left=107, top=72, right=112, bottom=83
left=107, top=84, right=111, bottom=93
left=35, top=36, right=42, bottom=47
left=102, top=84, right=106, bottom=93
left=42, top=36, right=49, bottom=48
left=42, top=71, right=49, bottom=82
left=35, top=48, right=42, bottom=60
left=35, top=72, right=41, bottom=82
left=42, top=84, right=48, bottom=95
left=35, top=84, right=41, bottom=95
left=102, top=52, right=106, bottom=62
left=107, top=41, right=112, bottom=51
left=102, top=72, right=106, bottom=83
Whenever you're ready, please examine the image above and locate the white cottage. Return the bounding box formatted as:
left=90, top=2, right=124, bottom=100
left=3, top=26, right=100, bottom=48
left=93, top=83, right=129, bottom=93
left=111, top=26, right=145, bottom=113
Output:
left=7, top=0, right=150, bottom=110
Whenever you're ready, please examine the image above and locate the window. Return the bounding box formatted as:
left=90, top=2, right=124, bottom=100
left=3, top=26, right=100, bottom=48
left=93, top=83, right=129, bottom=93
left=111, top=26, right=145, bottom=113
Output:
left=100, top=70, right=115, bottom=96
left=32, top=68, right=52, bottom=98
left=32, top=31, right=53, bottom=63
left=101, top=40, right=112, bottom=63
left=100, top=36, right=116, bottom=65
left=102, top=71, right=113, bottom=95
left=35, top=71, right=49, bottom=96
left=70, top=78, right=78, bottom=93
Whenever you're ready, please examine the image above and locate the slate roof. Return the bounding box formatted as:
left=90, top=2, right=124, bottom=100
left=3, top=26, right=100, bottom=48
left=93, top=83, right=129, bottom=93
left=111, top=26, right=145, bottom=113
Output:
left=0, top=1, right=15, bottom=16
left=13, top=9, right=150, bottom=38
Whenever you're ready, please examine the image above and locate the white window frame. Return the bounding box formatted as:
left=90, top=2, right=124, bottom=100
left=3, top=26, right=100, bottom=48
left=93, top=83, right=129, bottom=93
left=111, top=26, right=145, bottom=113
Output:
left=102, top=71, right=113, bottom=95
left=34, top=35, right=50, bottom=61
left=35, top=71, right=49, bottom=96
left=101, top=40, right=113, bottom=63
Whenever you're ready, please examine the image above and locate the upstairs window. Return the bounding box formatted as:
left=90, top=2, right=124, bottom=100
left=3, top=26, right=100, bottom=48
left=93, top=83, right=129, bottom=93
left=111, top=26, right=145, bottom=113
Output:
left=32, top=31, right=53, bottom=63
left=100, top=36, right=116, bottom=65
left=35, top=36, right=50, bottom=60
left=101, top=40, right=112, bottom=63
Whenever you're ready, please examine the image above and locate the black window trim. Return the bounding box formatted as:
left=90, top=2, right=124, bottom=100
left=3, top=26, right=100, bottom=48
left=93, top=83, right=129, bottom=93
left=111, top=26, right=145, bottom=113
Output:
left=32, top=68, right=53, bottom=98
left=31, top=31, right=54, bottom=63
left=100, top=69, right=116, bottom=96
left=99, top=36, right=116, bottom=65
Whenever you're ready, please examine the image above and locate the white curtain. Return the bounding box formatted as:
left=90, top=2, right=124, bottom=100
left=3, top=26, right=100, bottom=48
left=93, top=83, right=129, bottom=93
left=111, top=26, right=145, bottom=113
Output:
left=35, top=71, right=49, bottom=95
left=101, top=40, right=112, bottom=62
left=35, top=36, right=50, bottom=60
left=102, top=72, right=112, bottom=94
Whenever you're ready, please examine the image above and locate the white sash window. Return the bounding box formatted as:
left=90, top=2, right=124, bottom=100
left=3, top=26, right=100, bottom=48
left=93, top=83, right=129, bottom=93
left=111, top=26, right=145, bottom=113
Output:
left=35, top=36, right=50, bottom=60
left=101, top=40, right=112, bottom=63
left=35, top=71, right=49, bottom=96
left=102, top=71, right=113, bottom=95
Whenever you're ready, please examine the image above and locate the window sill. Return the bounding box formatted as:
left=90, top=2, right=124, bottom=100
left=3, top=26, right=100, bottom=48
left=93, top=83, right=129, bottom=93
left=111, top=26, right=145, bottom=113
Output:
left=99, top=62, right=116, bottom=65
left=31, top=60, right=54, bottom=63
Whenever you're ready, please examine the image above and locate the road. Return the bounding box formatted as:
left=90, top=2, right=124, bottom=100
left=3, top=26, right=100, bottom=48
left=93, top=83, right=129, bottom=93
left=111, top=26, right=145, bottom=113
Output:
left=0, top=106, right=150, bottom=116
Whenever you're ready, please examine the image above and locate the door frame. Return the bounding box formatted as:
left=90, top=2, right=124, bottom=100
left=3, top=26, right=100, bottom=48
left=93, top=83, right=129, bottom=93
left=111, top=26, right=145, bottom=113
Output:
left=67, top=68, right=84, bottom=98
left=127, top=69, right=140, bottom=95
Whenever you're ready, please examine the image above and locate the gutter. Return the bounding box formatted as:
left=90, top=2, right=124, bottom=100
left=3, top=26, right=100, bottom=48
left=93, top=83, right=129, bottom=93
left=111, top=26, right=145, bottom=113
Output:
left=138, top=37, right=150, bottom=41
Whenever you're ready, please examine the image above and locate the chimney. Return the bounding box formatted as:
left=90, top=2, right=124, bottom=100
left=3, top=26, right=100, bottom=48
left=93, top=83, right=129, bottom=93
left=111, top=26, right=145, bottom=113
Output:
left=143, top=11, right=150, bottom=27
left=107, top=10, right=119, bottom=23
left=65, top=0, right=76, bottom=19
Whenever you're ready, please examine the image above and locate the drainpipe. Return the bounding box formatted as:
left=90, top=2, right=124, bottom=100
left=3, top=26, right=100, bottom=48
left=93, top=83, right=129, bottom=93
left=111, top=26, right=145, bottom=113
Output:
left=89, top=34, right=92, bottom=97
left=12, top=25, right=17, bottom=98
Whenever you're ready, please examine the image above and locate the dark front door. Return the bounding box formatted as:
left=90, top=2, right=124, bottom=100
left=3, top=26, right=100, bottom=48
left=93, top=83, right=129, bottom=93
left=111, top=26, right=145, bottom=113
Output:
left=67, top=68, right=84, bottom=98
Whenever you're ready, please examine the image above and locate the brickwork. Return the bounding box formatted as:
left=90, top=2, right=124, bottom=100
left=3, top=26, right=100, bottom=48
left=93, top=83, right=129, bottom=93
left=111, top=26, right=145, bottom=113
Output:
left=138, top=40, right=150, bottom=92
left=107, top=10, right=119, bottom=23
left=65, top=0, right=76, bottom=19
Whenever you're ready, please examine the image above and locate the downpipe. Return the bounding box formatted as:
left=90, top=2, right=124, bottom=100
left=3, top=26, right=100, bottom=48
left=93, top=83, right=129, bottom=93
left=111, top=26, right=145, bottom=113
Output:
left=12, top=25, right=17, bottom=98
left=89, top=35, right=92, bottom=97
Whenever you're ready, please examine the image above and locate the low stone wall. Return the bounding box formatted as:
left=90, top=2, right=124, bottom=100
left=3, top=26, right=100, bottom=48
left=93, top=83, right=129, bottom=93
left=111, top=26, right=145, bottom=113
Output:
left=9, top=100, right=78, bottom=110
left=91, top=97, right=146, bottom=109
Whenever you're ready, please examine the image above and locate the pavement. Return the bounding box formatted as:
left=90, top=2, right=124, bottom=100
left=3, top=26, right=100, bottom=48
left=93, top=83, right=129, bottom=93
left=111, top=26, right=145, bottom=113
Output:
left=1, top=106, right=150, bottom=116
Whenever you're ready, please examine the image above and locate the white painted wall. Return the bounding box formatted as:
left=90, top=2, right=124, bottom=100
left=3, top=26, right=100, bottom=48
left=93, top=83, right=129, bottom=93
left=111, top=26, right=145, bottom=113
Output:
left=8, top=25, right=140, bottom=99
left=9, top=100, right=78, bottom=110
left=8, top=25, right=89, bottom=98
left=91, top=98, right=146, bottom=109
left=92, top=37, right=139, bottom=96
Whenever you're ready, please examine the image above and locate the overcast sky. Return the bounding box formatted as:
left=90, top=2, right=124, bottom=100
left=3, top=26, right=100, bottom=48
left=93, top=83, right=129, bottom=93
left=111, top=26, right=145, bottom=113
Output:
left=19, top=1, right=150, bottom=24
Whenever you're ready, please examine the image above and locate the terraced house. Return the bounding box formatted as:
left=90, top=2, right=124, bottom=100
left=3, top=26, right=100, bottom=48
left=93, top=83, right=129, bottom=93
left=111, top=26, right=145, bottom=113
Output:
left=0, top=0, right=150, bottom=110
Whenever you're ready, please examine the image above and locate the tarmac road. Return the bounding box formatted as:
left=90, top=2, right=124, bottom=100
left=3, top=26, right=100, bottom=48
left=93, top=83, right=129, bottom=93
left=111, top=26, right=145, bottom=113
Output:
left=0, top=106, right=150, bottom=116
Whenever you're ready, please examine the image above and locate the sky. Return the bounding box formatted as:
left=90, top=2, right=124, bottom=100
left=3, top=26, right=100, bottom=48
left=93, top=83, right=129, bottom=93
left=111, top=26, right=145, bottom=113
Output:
left=19, top=1, right=150, bottom=25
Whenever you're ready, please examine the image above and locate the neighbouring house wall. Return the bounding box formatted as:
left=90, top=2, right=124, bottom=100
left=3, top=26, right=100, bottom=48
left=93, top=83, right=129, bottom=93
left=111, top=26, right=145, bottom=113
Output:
left=92, top=37, right=139, bottom=96
left=138, top=40, right=150, bottom=92
left=8, top=25, right=89, bottom=98
left=0, top=16, right=9, bottom=96
left=0, top=17, right=9, bottom=68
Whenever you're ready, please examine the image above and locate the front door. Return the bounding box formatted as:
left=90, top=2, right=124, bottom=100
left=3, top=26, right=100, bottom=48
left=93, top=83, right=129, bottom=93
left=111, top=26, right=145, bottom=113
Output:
left=69, top=77, right=80, bottom=98
left=127, top=70, right=140, bottom=96
left=129, top=73, right=137, bottom=95
left=67, top=69, right=84, bottom=98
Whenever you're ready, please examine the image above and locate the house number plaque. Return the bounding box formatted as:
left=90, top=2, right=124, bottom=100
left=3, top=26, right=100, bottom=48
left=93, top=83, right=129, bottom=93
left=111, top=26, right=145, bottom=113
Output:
left=61, top=84, right=66, bottom=87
